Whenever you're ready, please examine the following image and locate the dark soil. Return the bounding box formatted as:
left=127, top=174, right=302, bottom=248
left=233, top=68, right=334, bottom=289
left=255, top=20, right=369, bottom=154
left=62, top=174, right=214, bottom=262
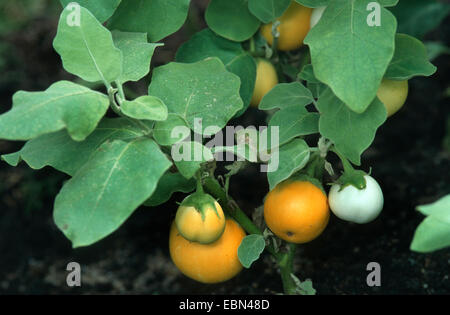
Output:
left=0, top=3, right=449, bottom=295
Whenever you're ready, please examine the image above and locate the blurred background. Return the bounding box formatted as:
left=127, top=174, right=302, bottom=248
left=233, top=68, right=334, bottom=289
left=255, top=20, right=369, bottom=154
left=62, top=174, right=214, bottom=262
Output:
left=0, top=0, right=449, bottom=294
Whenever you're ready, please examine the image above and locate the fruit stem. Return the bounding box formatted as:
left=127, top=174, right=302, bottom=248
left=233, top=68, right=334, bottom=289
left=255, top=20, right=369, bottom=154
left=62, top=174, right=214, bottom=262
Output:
left=115, top=80, right=126, bottom=102
left=278, top=243, right=298, bottom=295
left=195, top=172, right=204, bottom=194
left=302, top=150, right=325, bottom=183
left=330, top=146, right=355, bottom=174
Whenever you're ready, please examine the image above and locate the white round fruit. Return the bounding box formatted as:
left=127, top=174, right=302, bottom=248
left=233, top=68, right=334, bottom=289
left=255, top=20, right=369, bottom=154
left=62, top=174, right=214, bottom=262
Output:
left=328, top=175, right=384, bottom=224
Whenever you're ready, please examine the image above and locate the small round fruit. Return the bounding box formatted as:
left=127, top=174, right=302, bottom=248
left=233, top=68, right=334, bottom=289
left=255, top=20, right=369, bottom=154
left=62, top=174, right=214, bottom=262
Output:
left=250, top=58, right=279, bottom=107
left=377, top=79, right=409, bottom=117
left=328, top=175, right=384, bottom=224
left=175, top=192, right=226, bottom=244
left=264, top=180, right=330, bottom=243
left=169, top=218, right=246, bottom=284
left=261, top=2, right=313, bottom=51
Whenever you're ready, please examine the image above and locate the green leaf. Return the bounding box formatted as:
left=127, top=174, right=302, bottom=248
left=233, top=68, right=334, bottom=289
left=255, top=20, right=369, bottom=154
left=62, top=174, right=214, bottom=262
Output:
left=411, top=195, right=450, bottom=253
left=108, top=0, right=190, bottom=42
left=144, top=172, right=196, bottom=207
left=210, top=145, right=258, bottom=163
left=206, top=0, right=261, bottom=42
left=291, top=275, right=317, bottom=295
left=267, top=139, right=310, bottom=190
left=237, top=234, right=266, bottom=268
left=294, top=0, right=330, bottom=8
left=209, top=127, right=263, bottom=164
left=259, top=82, right=314, bottom=110
left=384, top=34, right=437, bottom=80
left=304, top=0, right=397, bottom=113
left=53, top=6, right=123, bottom=83
left=176, top=29, right=256, bottom=116
left=172, top=141, right=214, bottom=179
left=112, top=31, right=162, bottom=84
left=248, top=0, right=291, bottom=23
left=0, top=81, right=109, bottom=142
left=54, top=138, right=171, bottom=248
left=1, top=118, right=146, bottom=176
left=268, top=107, right=319, bottom=147
left=258, top=82, right=318, bottom=147
left=121, top=96, right=168, bottom=121
left=148, top=58, right=243, bottom=136
left=59, top=0, right=122, bottom=23
left=308, top=82, right=327, bottom=99
left=410, top=217, right=450, bottom=254
left=377, top=0, right=398, bottom=7
left=298, top=66, right=328, bottom=98
left=389, top=0, right=450, bottom=39
left=298, top=279, right=316, bottom=295
left=298, top=64, right=321, bottom=84
left=153, top=114, right=190, bottom=146
left=416, top=195, right=450, bottom=217
left=317, top=88, right=387, bottom=165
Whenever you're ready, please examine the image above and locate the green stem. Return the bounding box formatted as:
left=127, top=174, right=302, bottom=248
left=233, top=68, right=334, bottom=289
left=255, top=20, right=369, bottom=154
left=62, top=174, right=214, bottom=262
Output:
left=303, top=151, right=325, bottom=180
left=107, top=87, right=121, bottom=115
left=269, top=21, right=280, bottom=59
left=110, top=84, right=153, bottom=135
left=203, top=176, right=281, bottom=260
left=249, top=36, right=256, bottom=55
left=330, top=146, right=354, bottom=174
left=278, top=243, right=297, bottom=295
left=116, top=81, right=126, bottom=101
left=196, top=173, right=204, bottom=194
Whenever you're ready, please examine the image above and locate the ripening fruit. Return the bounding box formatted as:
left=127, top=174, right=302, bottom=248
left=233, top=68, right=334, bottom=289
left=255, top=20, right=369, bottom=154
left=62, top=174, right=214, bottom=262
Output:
left=175, top=192, right=226, bottom=244
left=264, top=180, right=330, bottom=243
left=250, top=58, right=278, bottom=107
left=261, top=2, right=313, bottom=51
left=328, top=175, right=384, bottom=224
left=376, top=79, right=409, bottom=117
left=169, top=218, right=246, bottom=284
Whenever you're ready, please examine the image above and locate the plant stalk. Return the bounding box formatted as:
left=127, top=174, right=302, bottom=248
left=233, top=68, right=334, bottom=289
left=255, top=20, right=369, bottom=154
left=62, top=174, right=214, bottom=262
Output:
left=203, top=176, right=282, bottom=260
left=278, top=243, right=297, bottom=295
left=203, top=176, right=300, bottom=294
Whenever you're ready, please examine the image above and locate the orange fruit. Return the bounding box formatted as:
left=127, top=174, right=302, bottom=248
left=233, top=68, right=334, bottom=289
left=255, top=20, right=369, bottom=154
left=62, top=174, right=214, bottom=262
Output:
left=261, top=2, right=313, bottom=51
left=264, top=180, right=329, bottom=243
left=169, top=218, right=246, bottom=283
left=251, top=58, right=279, bottom=107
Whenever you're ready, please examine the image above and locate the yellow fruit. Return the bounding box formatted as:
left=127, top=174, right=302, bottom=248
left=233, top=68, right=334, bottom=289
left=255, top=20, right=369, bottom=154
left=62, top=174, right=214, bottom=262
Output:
left=169, top=218, right=246, bottom=284
left=264, top=180, right=329, bottom=243
left=376, top=79, right=409, bottom=117
left=261, top=2, right=313, bottom=51
left=251, top=58, right=278, bottom=107
left=175, top=192, right=226, bottom=244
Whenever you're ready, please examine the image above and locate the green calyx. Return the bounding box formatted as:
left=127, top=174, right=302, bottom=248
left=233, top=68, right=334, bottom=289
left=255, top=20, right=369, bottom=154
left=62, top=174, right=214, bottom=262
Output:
left=331, top=146, right=367, bottom=191
left=335, top=169, right=367, bottom=191
left=179, top=192, right=222, bottom=221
